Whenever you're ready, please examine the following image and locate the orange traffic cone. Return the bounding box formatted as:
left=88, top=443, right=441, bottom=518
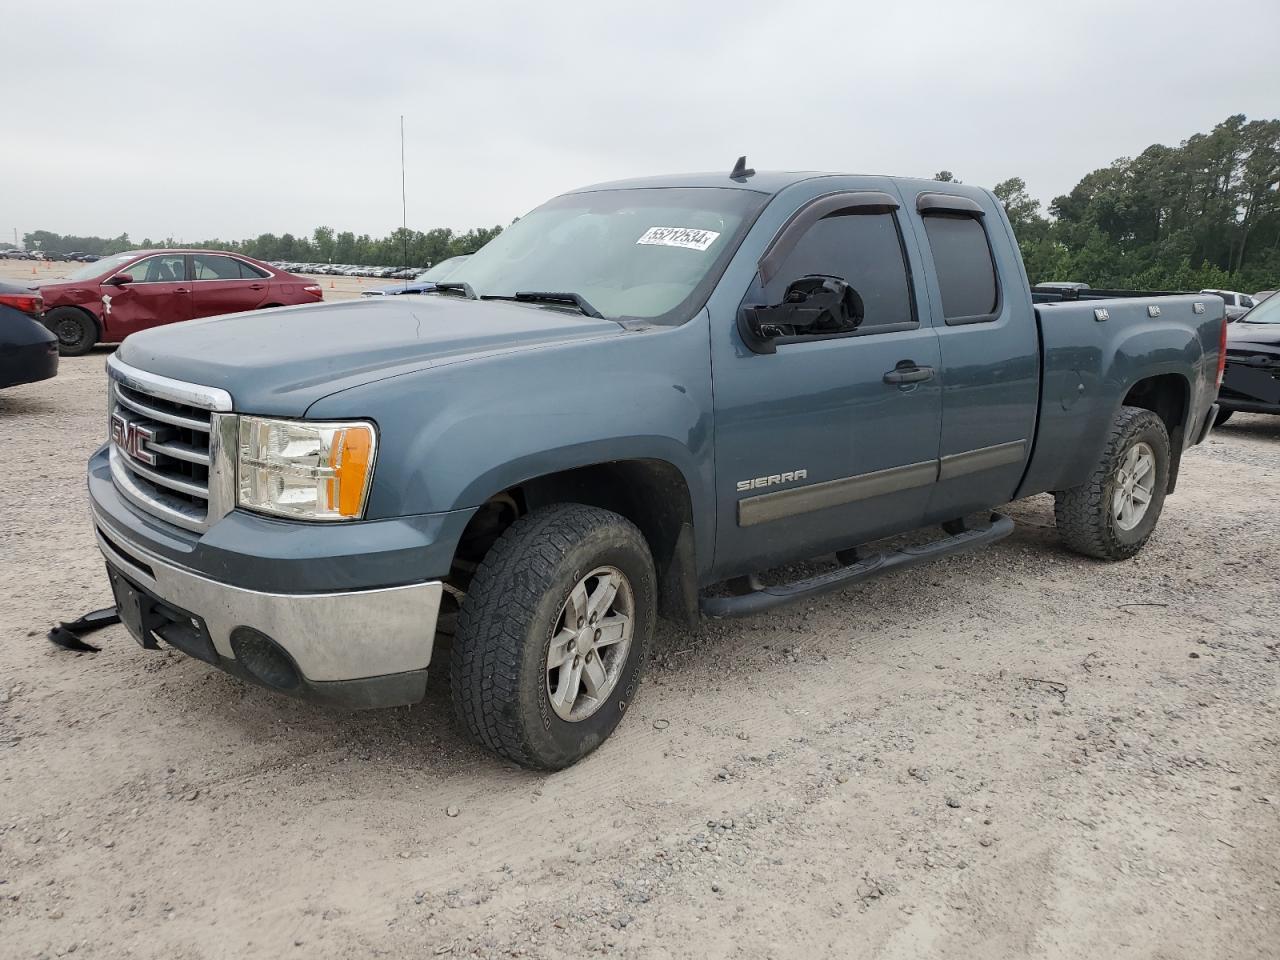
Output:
left=329, top=280, right=335, bottom=289
left=31, top=265, right=38, bottom=276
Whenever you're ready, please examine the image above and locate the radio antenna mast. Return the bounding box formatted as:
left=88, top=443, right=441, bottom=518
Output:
left=401, top=115, right=409, bottom=290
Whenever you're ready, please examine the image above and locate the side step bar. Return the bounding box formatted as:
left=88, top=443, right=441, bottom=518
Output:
left=700, top=513, right=1015, bottom=619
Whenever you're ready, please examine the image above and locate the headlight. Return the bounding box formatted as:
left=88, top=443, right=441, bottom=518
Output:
left=237, top=416, right=377, bottom=521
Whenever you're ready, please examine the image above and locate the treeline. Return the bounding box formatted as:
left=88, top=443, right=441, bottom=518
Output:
left=22, top=224, right=505, bottom=268
left=990, top=113, right=1279, bottom=291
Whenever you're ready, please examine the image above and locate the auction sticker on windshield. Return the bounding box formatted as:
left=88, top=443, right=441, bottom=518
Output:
left=635, top=226, right=721, bottom=251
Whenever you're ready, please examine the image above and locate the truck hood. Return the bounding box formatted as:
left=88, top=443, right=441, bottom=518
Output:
left=117, top=296, right=623, bottom=415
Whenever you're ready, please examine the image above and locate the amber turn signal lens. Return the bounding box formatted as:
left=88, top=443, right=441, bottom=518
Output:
left=334, top=427, right=374, bottom=518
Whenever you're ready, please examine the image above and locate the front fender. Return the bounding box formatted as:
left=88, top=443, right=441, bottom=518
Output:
left=305, top=312, right=717, bottom=565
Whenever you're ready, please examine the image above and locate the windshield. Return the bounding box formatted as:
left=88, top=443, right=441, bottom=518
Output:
left=445, top=187, right=767, bottom=322
left=1240, top=293, right=1280, bottom=324
left=415, top=255, right=469, bottom=283
left=65, top=252, right=135, bottom=281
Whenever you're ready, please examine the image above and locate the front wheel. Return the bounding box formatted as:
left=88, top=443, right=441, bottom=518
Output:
left=450, top=503, right=655, bottom=770
left=44, top=307, right=98, bottom=356
left=1054, top=406, right=1171, bottom=561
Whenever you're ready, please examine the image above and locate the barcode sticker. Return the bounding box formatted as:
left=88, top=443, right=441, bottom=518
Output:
left=635, top=226, right=721, bottom=251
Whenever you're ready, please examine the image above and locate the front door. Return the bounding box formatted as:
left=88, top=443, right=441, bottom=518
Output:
left=710, top=187, right=942, bottom=579
left=191, top=253, right=270, bottom=318
left=104, top=253, right=192, bottom=338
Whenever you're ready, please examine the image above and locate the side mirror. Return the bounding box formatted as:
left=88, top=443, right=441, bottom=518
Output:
left=108, top=273, right=134, bottom=286
left=739, top=276, right=863, bottom=354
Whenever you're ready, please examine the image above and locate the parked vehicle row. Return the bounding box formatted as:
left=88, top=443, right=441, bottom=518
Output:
left=2, top=249, right=103, bottom=262
left=269, top=261, right=419, bottom=279
left=360, top=255, right=470, bottom=296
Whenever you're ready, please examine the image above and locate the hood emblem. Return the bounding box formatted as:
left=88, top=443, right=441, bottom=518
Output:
left=110, top=414, right=158, bottom=466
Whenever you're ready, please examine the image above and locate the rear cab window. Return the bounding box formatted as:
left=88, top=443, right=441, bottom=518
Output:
left=917, top=195, right=1000, bottom=325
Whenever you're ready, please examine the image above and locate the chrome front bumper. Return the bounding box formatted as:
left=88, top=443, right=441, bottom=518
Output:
left=92, top=505, right=443, bottom=691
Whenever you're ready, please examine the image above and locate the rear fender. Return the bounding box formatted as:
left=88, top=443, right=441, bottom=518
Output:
left=1018, top=296, right=1220, bottom=497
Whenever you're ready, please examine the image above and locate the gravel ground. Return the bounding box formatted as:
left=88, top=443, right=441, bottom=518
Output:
left=1, top=349, right=1278, bottom=960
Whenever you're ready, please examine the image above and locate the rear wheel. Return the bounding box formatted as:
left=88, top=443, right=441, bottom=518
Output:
left=44, top=307, right=98, bottom=356
left=1054, top=406, right=1170, bottom=560
left=450, top=503, right=655, bottom=770
left=1214, top=408, right=1234, bottom=427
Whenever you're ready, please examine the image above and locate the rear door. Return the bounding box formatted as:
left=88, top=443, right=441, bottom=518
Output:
left=103, top=254, right=192, bottom=338
left=901, top=189, right=1040, bottom=520
left=710, top=183, right=942, bottom=578
left=191, top=254, right=270, bottom=317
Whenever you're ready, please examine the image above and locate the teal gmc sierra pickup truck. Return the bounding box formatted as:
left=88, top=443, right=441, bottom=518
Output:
left=88, top=161, right=1226, bottom=768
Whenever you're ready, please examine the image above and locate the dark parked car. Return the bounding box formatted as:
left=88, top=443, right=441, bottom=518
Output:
left=361, top=255, right=470, bottom=296
left=38, top=250, right=325, bottom=355
left=1216, top=292, right=1280, bottom=424
left=0, top=303, right=58, bottom=388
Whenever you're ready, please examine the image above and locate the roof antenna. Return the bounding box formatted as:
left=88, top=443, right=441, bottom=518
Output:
left=730, top=155, right=755, bottom=181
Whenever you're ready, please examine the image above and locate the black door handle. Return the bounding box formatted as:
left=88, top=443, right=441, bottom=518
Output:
left=883, top=362, right=935, bottom=385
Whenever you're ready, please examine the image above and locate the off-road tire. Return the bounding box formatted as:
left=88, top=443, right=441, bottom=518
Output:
left=450, top=503, right=655, bottom=770
left=44, top=307, right=98, bottom=356
left=1054, top=405, right=1170, bottom=561
left=1214, top=408, right=1234, bottom=427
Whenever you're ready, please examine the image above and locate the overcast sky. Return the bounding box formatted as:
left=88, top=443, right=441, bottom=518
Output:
left=5, top=0, right=1278, bottom=245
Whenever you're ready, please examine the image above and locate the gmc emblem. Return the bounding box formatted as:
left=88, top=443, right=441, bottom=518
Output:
left=110, top=413, right=157, bottom=466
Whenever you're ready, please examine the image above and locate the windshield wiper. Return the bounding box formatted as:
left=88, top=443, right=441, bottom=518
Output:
left=502, top=291, right=604, bottom=319
left=428, top=281, right=479, bottom=300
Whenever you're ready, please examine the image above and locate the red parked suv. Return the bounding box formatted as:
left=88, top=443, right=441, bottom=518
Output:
left=39, top=250, right=323, bottom=355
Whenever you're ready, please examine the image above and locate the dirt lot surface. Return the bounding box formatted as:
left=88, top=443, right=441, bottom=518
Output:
left=2, top=331, right=1278, bottom=958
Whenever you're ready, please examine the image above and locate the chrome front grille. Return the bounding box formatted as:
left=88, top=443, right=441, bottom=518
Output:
left=106, top=356, right=235, bottom=533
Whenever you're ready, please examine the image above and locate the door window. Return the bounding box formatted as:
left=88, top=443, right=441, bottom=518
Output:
left=193, top=254, right=249, bottom=281
left=921, top=214, right=999, bottom=324
left=762, top=211, right=916, bottom=339
left=124, top=255, right=187, bottom=283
